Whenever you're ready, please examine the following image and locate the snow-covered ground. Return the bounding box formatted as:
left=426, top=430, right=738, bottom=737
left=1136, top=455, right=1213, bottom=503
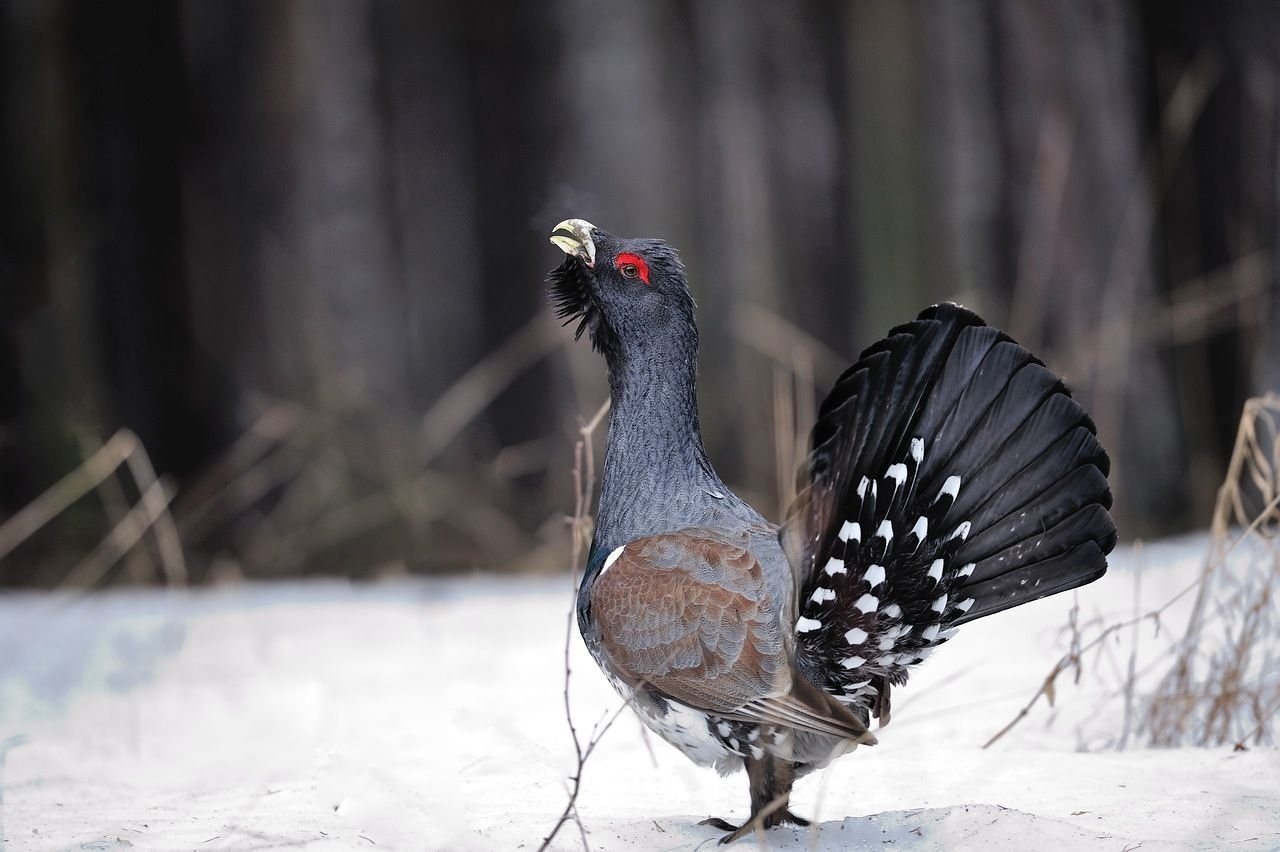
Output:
left=1, top=534, right=1277, bottom=850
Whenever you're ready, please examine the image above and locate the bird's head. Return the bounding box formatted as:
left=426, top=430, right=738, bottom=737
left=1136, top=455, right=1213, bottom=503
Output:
left=547, top=219, right=695, bottom=359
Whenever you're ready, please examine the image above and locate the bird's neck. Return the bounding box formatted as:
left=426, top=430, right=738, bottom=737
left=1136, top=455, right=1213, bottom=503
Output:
left=590, top=335, right=723, bottom=562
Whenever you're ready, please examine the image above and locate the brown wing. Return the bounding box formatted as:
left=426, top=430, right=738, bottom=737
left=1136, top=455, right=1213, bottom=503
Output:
left=591, top=529, right=872, bottom=742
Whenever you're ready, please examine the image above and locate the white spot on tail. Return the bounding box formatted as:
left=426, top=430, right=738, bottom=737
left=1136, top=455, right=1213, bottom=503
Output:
left=796, top=616, right=822, bottom=633
left=824, top=558, right=848, bottom=576
left=921, top=624, right=940, bottom=642
left=931, top=594, right=947, bottom=613
left=841, top=655, right=866, bottom=670
left=844, top=627, right=868, bottom=645
left=863, top=563, right=886, bottom=589
left=838, top=521, right=861, bottom=543
left=886, top=463, right=907, bottom=490
left=910, top=516, right=928, bottom=544
left=937, top=475, right=961, bottom=502
left=949, top=521, right=972, bottom=541
left=958, top=562, right=975, bottom=578
left=857, top=477, right=870, bottom=499
left=956, top=598, right=975, bottom=612
left=854, top=594, right=879, bottom=614
left=875, top=520, right=893, bottom=543
left=927, top=558, right=944, bottom=583
left=602, top=546, right=625, bottom=576
left=910, top=437, right=924, bottom=463
left=810, top=587, right=836, bottom=604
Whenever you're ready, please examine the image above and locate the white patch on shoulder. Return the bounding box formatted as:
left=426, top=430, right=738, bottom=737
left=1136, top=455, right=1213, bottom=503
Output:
left=601, top=545, right=626, bottom=576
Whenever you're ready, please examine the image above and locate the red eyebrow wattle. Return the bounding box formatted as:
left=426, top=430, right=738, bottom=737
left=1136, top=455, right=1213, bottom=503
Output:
left=615, top=252, right=651, bottom=285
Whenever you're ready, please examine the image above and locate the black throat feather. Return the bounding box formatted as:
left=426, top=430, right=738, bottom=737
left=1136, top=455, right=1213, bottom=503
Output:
left=547, top=258, right=619, bottom=355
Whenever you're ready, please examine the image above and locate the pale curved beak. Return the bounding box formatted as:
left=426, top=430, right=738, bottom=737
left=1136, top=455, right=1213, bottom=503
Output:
left=550, top=219, right=597, bottom=267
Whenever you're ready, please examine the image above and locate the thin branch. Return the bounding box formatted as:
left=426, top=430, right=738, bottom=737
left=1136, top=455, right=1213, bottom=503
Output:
left=538, top=399, right=611, bottom=852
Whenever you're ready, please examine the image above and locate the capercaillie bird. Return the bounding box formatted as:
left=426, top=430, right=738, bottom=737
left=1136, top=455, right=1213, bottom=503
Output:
left=547, top=219, right=1116, bottom=844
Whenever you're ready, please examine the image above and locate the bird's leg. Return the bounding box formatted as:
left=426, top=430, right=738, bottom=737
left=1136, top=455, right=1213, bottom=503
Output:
left=700, top=753, right=809, bottom=844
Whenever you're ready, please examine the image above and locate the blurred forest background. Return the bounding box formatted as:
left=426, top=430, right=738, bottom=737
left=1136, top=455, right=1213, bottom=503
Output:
left=1, top=0, right=1278, bottom=587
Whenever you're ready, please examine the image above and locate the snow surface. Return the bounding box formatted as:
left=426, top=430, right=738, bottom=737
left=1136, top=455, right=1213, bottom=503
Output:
left=1, top=534, right=1278, bottom=850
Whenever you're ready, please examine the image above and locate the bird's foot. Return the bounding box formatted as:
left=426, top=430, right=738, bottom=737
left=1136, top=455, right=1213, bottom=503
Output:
left=699, top=810, right=811, bottom=844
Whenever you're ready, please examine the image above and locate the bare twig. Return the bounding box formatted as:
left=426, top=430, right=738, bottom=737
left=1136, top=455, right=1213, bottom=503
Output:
left=539, top=398, right=613, bottom=852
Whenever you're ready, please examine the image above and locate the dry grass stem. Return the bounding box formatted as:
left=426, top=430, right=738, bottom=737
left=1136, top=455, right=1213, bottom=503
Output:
left=0, top=429, right=187, bottom=587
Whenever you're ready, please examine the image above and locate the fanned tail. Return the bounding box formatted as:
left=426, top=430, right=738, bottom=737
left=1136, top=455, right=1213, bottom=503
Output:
left=782, top=303, right=1116, bottom=716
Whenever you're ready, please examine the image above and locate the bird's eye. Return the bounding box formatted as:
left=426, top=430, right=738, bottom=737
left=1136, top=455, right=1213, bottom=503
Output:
left=613, top=252, right=651, bottom=284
